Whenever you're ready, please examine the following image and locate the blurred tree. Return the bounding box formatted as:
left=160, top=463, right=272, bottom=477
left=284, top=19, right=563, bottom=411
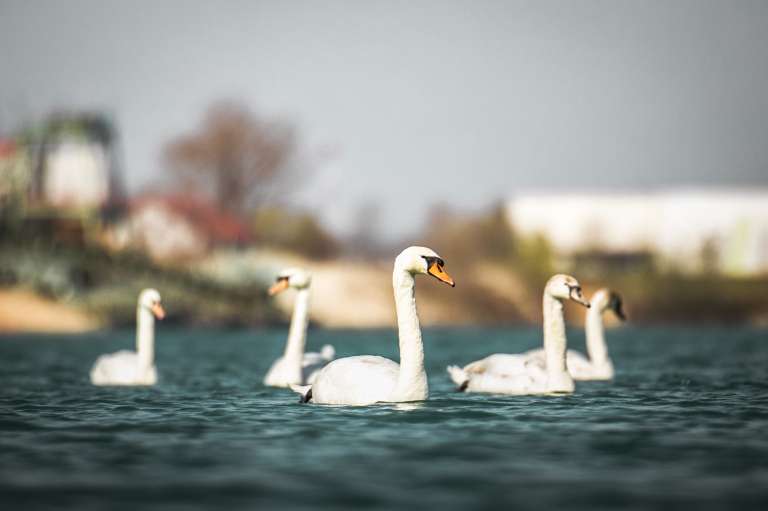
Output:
left=423, top=202, right=516, bottom=264
left=513, top=233, right=556, bottom=288
left=344, top=200, right=384, bottom=258
left=423, top=201, right=555, bottom=289
left=700, top=236, right=721, bottom=275
left=163, top=101, right=297, bottom=217
left=251, top=206, right=338, bottom=260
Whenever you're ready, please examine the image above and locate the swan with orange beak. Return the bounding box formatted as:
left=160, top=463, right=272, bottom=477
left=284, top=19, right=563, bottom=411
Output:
left=264, top=268, right=335, bottom=388
left=90, top=289, right=165, bottom=386
left=290, top=246, right=455, bottom=405
left=447, top=274, right=589, bottom=395
left=525, top=288, right=626, bottom=380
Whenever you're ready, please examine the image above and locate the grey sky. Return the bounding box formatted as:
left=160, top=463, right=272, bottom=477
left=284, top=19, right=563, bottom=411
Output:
left=2, top=0, right=767, bottom=238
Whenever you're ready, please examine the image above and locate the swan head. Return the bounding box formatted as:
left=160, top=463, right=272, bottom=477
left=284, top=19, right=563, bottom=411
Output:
left=138, top=288, right=165, bottom=319
left=268, top=268, right=312, bottom=295
left=592, top=288, right=626, bottom=320
left=395, top=246, right=455, bottom=287
left=545, top=274, right=589, bottom=307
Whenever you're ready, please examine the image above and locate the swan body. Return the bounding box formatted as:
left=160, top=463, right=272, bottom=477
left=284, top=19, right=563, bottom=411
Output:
left=90, top=351, right=158, bottom=386
left=291, top=246, right=455, bottom=405
left=525, top=288, right=625, bottom=380
left=308, top=355, right=402, bottom=405
left=90, top=289, right=165, bottom=386
left=447, top=361, right=549, bottom=395
left=447, top=274, right=588, bottom=395
left=264, top=268, right=335, bottom=387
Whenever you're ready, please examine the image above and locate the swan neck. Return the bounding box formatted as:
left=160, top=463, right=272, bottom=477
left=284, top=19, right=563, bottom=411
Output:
left=136, top=306, right=154, bottom=367
left=392, top=269, right=426, bottom=397
left=586, top=305, right=609, bottom=364
left=543, top=293, right=567, bottom=375
left=283, top=288, right=310, bottom=369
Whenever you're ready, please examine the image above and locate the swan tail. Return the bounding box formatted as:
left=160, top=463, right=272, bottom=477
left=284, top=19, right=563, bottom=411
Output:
left=447, top=365, right=469, bottom=392
left=320, top=344, right=335, bottom=360
left=290, top=383, right=313, bottom=403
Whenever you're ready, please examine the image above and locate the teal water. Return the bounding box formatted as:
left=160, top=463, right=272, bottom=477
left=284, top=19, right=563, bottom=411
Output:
left=1, top=326, right=767, bottom=510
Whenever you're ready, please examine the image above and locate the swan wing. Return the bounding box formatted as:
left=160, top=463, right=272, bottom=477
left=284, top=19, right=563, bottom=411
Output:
left=525, top=348, right=611, bottom=380
left=265, top=348, right=337, bottom=387
left=320, top=344, right=335, bottom=360
left=527, top=347, right=588, bottom=366
left=449, top=353, right=550, bottom=395
left=564, top=350, right=591, bottom=376
left=464, top=353, right=532, bottom=377
left=302, top=351, right=330, bottom=367
left=566, top=351, right=614, bottom=381
left=310, top=355, right=400, bottom=405
left=523, top=347, right=545, bottom=361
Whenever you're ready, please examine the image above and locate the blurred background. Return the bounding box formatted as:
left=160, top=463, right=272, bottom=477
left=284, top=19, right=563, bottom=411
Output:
left=1, top=0, right=767, bottom=332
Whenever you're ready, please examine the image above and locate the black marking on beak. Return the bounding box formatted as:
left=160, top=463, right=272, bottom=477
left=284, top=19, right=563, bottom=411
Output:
left=610, top=291, right=626, bottom=321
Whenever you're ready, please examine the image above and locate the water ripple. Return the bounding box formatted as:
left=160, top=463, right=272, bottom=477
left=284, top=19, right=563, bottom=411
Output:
left=1, top=326, right=767, bottom=510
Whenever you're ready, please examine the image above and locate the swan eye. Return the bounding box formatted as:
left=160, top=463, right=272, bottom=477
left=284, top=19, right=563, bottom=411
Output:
left=422, top=256, right=445, bottom=268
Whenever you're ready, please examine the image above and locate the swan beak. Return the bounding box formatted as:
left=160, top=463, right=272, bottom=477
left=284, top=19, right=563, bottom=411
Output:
left=570, top=289, right=590, bottom=308
left=428, top=261, right=455, bottom=287
left=151, top=303, right=166, bottom=320
left=268, top=278, right=290, bottom=296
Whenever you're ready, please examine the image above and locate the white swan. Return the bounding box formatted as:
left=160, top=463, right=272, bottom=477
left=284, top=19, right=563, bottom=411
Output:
left=447, top=274, right=589, bottom=395
left=90, top=288, right=165, bottom=386
left=525, top=288, right=625, bottom=380
left=263, top=268, right=335, bottom=388
left=290, top=246, right=455, bottom=405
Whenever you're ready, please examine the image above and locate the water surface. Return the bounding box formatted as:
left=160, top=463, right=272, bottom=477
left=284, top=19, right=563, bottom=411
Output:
left=1, top=326, right=767, bottom=510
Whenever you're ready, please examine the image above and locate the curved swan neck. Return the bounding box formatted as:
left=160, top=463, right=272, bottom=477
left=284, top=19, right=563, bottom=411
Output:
left=585, top=304, right=609, bottom=365
left=283, top=288, right=310, bottom=369
left=542, top=293, right=567, bottom=375
left=136, top=306, right=155, bottom=367
left=392, top=268, right=427, bottom=397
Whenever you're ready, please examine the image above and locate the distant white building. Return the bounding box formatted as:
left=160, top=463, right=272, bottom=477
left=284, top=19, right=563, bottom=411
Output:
left=43, top=141, right=110, bottom=209
left=506, top=189, right=768, bottom=276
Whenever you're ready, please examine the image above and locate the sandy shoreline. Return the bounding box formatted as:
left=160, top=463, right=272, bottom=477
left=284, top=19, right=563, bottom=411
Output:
left=0, top=288, right=101, bottom=334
